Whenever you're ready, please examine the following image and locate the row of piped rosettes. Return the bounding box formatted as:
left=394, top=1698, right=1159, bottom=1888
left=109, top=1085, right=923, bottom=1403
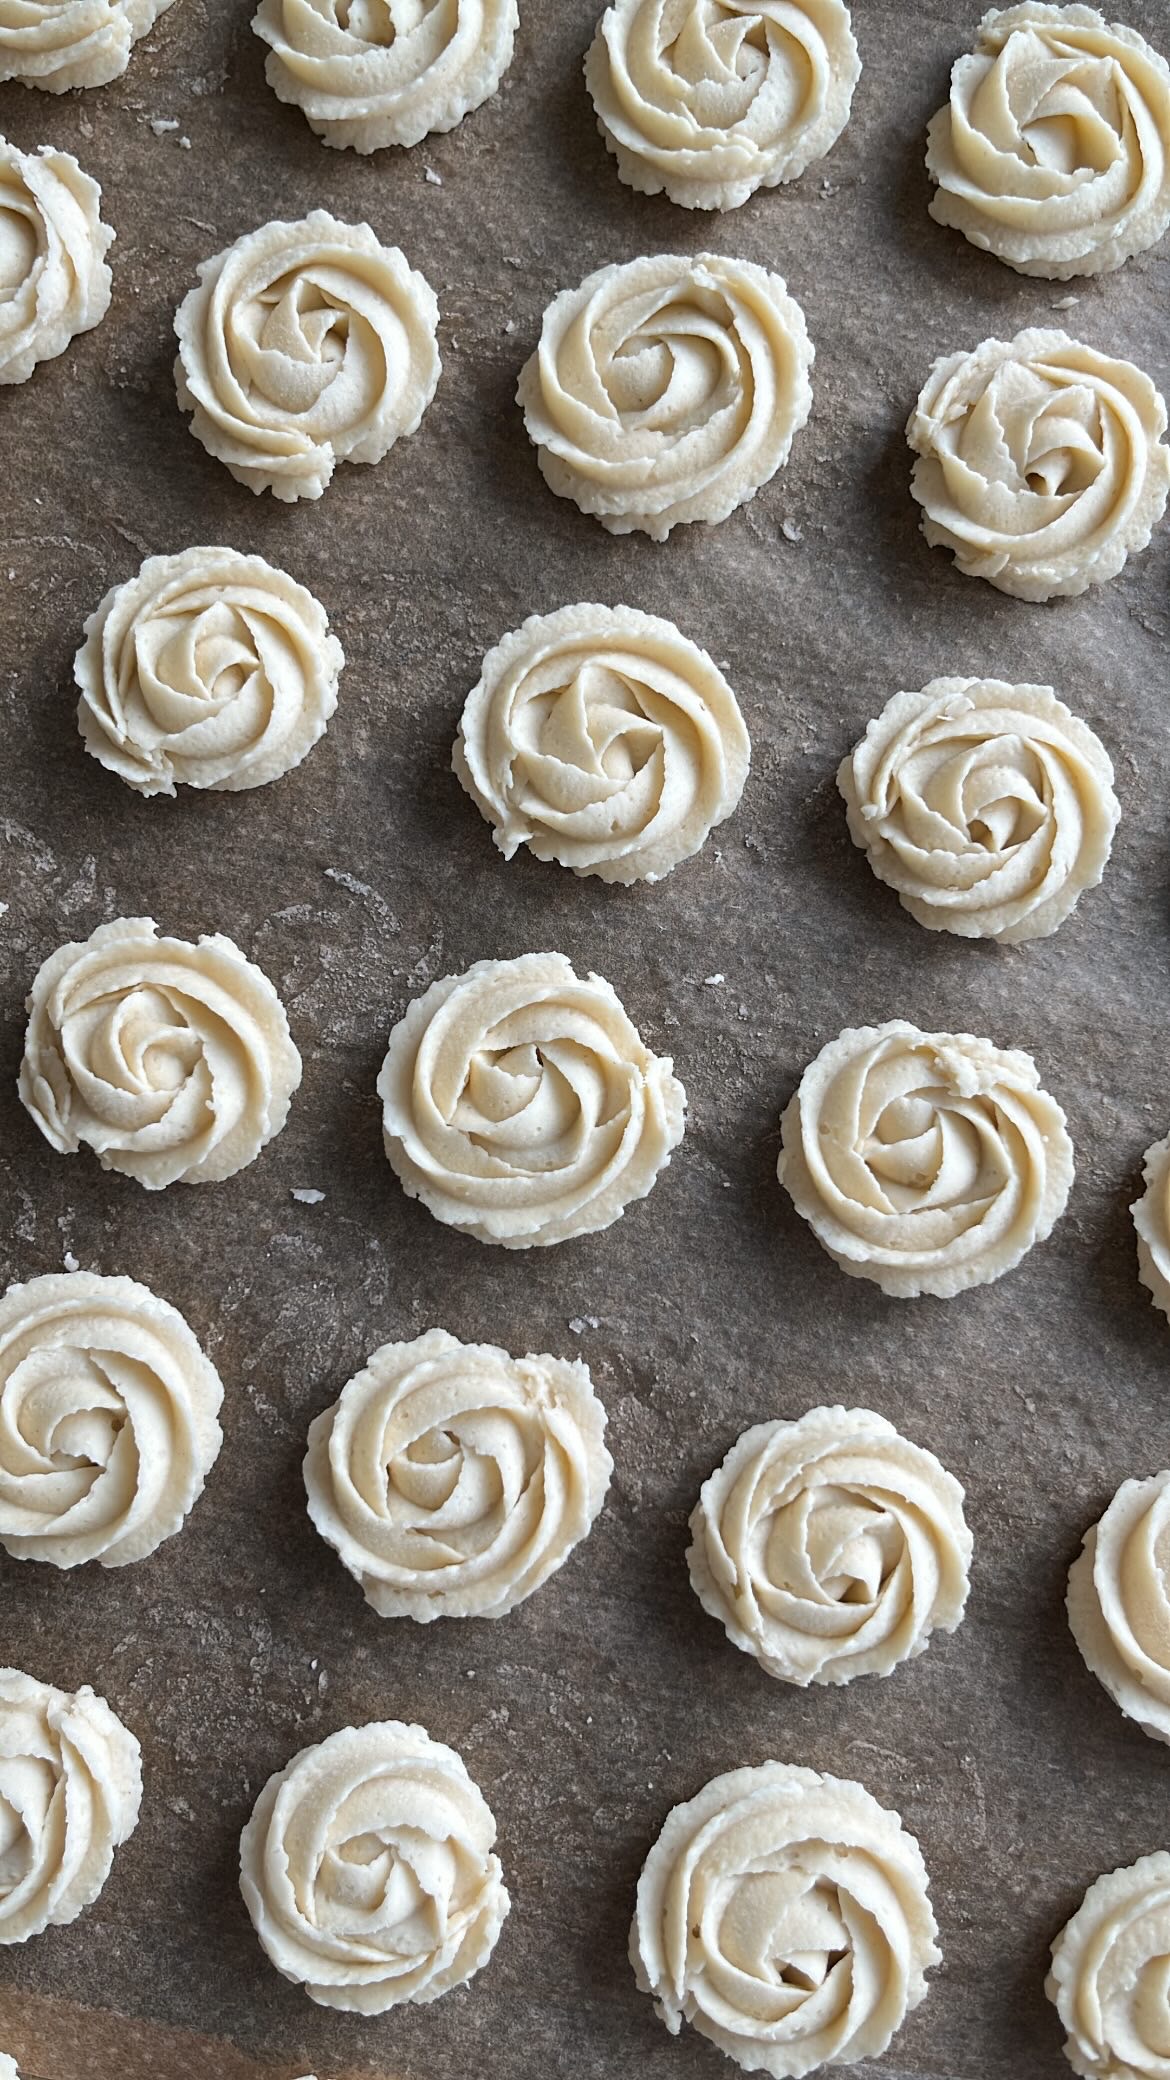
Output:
left=4, top=916, right=1167, bottom=1307
left=4, top=0, right=1168, bottom=286
left=6, top=120, right=1170, bottom=588
left=7, top=1259, right=1170, bottom=1743
left=0, top=1277, right=973, bottom=1676
left=1, top=509, right=1111, bottom=869
left=1, top=1638, right=1166, bottom=2080
left=7, top=1366, right=1170, bottom=2075
left=68, top=556, right=1129, bottom=959
left=15, top=918, right=1170, bottom=1309
left=0, top=1654, right=941, bottom=2066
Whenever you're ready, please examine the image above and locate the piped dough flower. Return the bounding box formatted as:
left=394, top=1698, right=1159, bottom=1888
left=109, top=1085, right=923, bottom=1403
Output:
left=75, top=548, right=344, bottom=796
left=305, top=1327, right=612, bottom=1620
left=777, top=1021, right=1074, bottom=1299
left=907, top=328, right=1170, bottom=601
left=0, top=138, right=112, bottom=385
left=239, top=1719, right=509, bottom=2012
left=582, top=0, right=857, bottom=209
left=0, top=0, right=173, bottom=90
left=1132, top=1129, right=1170, bottom=1323
left=18, top=917, right=302, bottom=1190
left=517, top=251, right=813, bottom=538
left=1047, top=1854, right=1170, bottom=2080
left=1067, top=1471, right=1170, bottom=1745
left=687, top=1406, right=971, bottom=1686
left=377, top=952, right=686, bottom=1247
left=252, top=0, right=519, bottom=153
left=630, top=1761, right=940, bottom=2076
left=174, top=211, right=440, bottom=502
left=585, top=0, right=860, bottom=211
left=838, top=677, right=1119, bottom=944
left=0, top=1272, right=223, bottom=1568
left=0, top=1667, right=142, bottom=1943
left=453, top=603, right=750, bottom=883
left=927, top=4, right=1170, bottom=280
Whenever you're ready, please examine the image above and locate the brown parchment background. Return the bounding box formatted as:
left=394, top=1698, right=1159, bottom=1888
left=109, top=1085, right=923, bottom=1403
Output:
left=1, top=1, right=1169, bottom=2075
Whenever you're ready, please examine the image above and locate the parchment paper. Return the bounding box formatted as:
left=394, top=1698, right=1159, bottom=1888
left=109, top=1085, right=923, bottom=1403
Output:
left=1, top=2, right=1169, bottom=2075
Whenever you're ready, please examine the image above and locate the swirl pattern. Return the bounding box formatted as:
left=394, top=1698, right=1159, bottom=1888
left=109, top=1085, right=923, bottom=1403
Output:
left=838, top=677, right=1119, bottom=944
left=1047, top=1854, right=1170, bottom=2080
left=252, top=0, right=519, bottom=153
left=0, top=1666, right=142, bottom=1943
left=687, top=1406, right=971, bottom=1687
left=75, top=548, right=345, bottom=797
left=1067, top=1471, right=1170, bottom=1747
left=0, top=0, right=172, bottom=89
left=0, top=1272, right=224, bottom=1570
left=907, top=327, right=1170, bottom=600
left=927, top=4, right=1170, bottom=280
left=777, top=1021, right=1074, bottom=1298
left=240, top=1719, right=509, bottom=2012
left=19, top=916, right=302, bottom=1190
left=305, top=1327, right=612, bottom=1620
left=0, top=139, right=112, bottom=386
left=517, top=251, right=813, bottom=538
left=1132, top=1129, right=1170, bottom=1325
left=377, top=952, right=686, bottom=1247
left=631, top=1762, right=940, bottom=2075
left=454, top=603, right=750, bottom=883
left=586, top=0, right=861, bottom=211
left=174, top=211, right=441, bottom=502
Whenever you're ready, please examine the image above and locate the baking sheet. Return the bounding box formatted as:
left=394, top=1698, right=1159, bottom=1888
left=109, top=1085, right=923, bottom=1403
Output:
left=2, top=0, right=1169, bottom=2074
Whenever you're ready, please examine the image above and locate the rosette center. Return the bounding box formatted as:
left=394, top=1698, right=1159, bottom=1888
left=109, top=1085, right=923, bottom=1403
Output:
left=336, top=0, right=397, bottom=45
left=535, top=664, right=662, bottom=797
left=85, top=987, right=201, bottom=1099
left=765, top=1490, right=900, bottom=1608
left=461, top=1040, right=621, bottom=1162
left=990, top=37, right=1123, bottom=177
left=246, top=276, right=354, bottom=407
left=672, top=10, right=769, bottom=103
left=608, top=305, right=737, bottom=423
left=389, top=1424, right=511, bottom=1525
left=144, top=603, right=257, bottom=711
left=711, top=1867, right=854, bottom=2017
left=867, top=1093, right=987, bottom=1206
left=0, top=208, right=36, bottom=294
left=9, top=1347, right=127, bottom=1475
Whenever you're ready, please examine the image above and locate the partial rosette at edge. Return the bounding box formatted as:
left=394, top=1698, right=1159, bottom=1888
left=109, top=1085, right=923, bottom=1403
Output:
left=252, top=0, right=520, bottom=153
